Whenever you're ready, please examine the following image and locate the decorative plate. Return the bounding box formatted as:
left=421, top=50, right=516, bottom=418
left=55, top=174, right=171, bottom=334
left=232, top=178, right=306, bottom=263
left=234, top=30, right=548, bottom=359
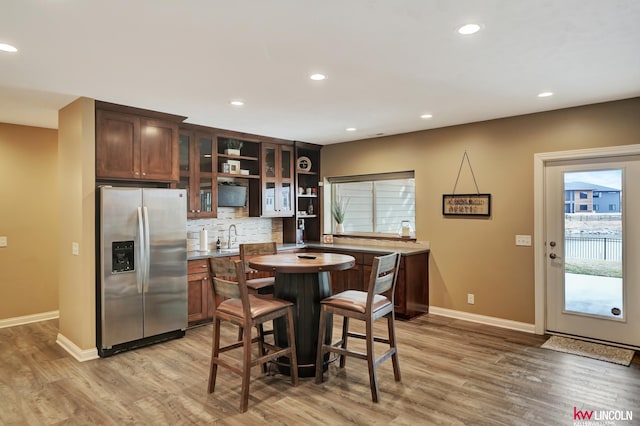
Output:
left=297, top=156, right=312, bottom=172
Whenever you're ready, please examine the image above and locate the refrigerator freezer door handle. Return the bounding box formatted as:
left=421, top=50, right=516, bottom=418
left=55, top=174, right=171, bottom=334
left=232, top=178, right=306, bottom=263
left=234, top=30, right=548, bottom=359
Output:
left=136, top=207, right=144, bottom=294
left=143, top=206, right=151, bottom=293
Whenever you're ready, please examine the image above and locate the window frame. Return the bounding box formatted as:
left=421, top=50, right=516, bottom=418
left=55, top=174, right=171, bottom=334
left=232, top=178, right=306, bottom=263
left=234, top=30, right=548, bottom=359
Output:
left=326, top=171, right=415, bottom=237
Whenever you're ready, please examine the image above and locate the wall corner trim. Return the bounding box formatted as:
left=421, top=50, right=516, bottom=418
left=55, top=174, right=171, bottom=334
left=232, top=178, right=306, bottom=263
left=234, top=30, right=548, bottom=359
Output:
left=56, top=333, right=99, bottom=362
left=0, top=310, right=59, bottom=329
left=428, top=307, right=536, bottom=334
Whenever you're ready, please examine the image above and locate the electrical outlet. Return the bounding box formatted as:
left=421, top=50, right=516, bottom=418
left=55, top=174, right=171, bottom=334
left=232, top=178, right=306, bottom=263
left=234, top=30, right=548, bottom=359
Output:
left=467, top=293, right=475, bottom=304
left=515, top=235, right=532, bottom=246
left=0, top=236, right=7, bottom=247
left=72, top=242, right=79, bottom=256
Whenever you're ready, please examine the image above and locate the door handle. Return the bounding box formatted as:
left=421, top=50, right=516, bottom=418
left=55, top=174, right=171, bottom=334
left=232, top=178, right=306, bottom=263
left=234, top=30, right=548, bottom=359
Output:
left=136, top=207, right=144, bottom=294
left=549, top=253, right=561, bottom=260
left=143, top=206, right=151, bottom=293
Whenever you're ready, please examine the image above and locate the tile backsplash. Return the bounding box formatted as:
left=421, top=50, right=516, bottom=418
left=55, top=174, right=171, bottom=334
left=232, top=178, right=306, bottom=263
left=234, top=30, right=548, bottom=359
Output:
left=186, top=207, right=283, bottom=251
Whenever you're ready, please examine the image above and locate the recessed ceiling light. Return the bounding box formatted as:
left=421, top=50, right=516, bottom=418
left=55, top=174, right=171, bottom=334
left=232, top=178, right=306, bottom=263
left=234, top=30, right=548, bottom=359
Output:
left=230, top=100, right=245, bottom=106
left=537, top=91, right=554, bottom=98
left=346, top=127, right=357, bottom=132
left=420, top=114, right=433, bottom=119
left=310, top=73, right=326, bottom=81
left=0, top=43, right=18, bottom=53
left=457, top=24, right=481, bottom=35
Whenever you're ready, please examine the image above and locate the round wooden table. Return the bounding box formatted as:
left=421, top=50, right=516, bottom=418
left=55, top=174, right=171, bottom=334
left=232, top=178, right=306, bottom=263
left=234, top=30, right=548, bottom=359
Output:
left=249, top=252, right=355, bottom=377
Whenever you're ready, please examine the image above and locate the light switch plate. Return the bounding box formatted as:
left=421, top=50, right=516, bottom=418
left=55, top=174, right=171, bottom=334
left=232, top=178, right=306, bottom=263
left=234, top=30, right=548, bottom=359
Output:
left=0, top=236, right=7, bottom=247
left=515, top=235, right=532, bottom=246
left=72, top=242, right=79, bottom=256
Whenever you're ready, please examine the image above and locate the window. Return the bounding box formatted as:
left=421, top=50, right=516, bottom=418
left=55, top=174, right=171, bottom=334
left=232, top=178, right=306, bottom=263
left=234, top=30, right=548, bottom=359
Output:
left=580, top=192, right=588, bottom=199
left=609, top=204, right=617, bottom=212
left=593, top=191, right=601, bottom=198
left=328, top=171, right=415, bottom=234
left=580, top=205, right=588, bottom=211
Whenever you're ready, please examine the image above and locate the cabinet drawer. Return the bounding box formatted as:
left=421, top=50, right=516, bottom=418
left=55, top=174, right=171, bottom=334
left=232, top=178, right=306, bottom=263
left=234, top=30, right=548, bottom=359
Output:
left=188, top=258, right=209, bottom=275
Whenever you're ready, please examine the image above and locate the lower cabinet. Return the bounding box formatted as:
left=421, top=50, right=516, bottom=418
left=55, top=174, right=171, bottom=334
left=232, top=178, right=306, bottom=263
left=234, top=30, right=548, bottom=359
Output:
left=187, top=259, right=213, bottom=325
left=314, top=247, right=429, bottom=319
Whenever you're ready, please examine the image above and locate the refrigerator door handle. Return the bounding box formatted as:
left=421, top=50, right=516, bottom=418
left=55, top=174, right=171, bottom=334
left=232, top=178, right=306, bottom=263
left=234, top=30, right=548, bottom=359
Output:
left=143, top=206, right=151, bottom=293
left=136, top=207, right=144, bottom=294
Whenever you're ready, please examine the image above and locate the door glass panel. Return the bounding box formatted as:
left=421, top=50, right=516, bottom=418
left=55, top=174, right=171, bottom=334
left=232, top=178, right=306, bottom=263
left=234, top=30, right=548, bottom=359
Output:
left=265, top=147, right=276, bottom=178
left=199, top=136, right=212, bottom=174
left=280, top=183, right=291, bottom=212
left=281, top=149, right=291, bottom=179
left=199, top=178, right=213, bottom=212
left=563, top=169, right=623, bottom=318
left=179, top=134, right=190, bottom=171
left=264, top=182, right=275, bottom=213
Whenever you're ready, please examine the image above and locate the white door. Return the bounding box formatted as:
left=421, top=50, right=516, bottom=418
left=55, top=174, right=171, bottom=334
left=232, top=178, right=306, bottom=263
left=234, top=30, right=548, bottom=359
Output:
left=545, top=156, right=640, bottom=348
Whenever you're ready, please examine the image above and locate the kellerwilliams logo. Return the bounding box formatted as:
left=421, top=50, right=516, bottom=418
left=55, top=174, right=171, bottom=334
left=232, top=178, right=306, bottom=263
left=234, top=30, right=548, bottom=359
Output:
left=574, top=406, right=633, bottom=425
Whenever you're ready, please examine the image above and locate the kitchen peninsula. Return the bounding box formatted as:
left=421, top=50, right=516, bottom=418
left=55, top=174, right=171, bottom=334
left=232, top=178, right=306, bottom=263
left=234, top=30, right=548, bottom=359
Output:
left=186, top=239, right=430, bottom=326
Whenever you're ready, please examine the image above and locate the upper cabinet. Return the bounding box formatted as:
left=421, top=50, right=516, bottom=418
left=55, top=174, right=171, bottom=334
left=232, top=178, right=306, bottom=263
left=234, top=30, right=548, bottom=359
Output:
left=96, top=102, right=185, bottom=182
left=260, top=143, right=294, bottom=217
left=178, top=126, right=217, bottom=218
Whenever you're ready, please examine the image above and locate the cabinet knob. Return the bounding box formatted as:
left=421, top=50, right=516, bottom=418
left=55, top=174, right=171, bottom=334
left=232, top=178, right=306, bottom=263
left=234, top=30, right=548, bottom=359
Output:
left=196, top=210, right=201, bottom=213
left=201, top=265, right=207, bottom=268
left=135, top=172, right=139, bottom=176
left=142, top=172, right=146, bottom=176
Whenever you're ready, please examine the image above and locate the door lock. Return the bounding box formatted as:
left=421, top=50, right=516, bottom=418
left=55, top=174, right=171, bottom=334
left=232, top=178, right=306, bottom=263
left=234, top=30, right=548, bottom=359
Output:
left=549, top=253, right=561, bottom=260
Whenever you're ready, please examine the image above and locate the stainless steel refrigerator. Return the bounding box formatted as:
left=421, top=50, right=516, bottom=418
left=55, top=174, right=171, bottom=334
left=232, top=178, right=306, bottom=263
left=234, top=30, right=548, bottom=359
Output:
left=97, top=187, right=188, bottom=357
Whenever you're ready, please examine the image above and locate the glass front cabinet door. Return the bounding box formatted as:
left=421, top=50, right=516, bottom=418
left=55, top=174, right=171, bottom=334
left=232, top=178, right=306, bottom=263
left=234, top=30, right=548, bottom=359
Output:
left=261, top=143, right=293, bottom=217
left=178, top=129, right=217, bottom=218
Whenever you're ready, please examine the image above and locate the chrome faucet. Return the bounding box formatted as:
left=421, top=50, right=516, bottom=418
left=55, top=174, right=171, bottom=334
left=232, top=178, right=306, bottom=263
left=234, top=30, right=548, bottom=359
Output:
left=227, top=224, right=238, bottom=249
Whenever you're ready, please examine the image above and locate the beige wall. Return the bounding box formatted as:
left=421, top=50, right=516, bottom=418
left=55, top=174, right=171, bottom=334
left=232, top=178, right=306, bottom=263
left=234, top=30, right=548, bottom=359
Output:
left=321, top=98, right=640, bottom=324
left=0, top=124, right=59, bottom=319
left=57, top=98, right=96, bottom=350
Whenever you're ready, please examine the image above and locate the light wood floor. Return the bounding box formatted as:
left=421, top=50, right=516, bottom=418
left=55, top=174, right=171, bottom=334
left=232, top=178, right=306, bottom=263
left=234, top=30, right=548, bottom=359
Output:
left=1, top=315, right=638, bottom=425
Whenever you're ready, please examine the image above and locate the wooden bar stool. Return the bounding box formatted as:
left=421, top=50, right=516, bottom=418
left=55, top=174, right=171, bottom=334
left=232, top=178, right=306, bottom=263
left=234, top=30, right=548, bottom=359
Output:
left=208, top=258, right=298, bottom=413
left=314, top=252, right=402, bottom=402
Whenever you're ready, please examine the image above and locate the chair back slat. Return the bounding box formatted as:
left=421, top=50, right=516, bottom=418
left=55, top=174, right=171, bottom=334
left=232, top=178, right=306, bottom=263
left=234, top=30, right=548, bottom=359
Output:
left=212, top=276, right=240, bottom=299
left=240, top=242, right=277, bottom=277
left=373, top=271, right=395, bottom=295
left=208, top=257, right=252, bottom=318
left=210, top=257, right=238, bottom=280
left=240, top=242, right=277, bottom=258
left=366, top=252, right=401, bottom=310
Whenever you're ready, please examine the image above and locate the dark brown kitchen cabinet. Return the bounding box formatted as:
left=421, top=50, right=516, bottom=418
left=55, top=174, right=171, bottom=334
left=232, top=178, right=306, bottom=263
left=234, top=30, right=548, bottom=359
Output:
left=178, top=127, right=217, bottom=218
left=187, top=259, right=213, bottom=325
left=311, top=247, right=429, bottom=319
left=96, top=102, right=184, bottom=182
left=260, top=142, right=294, bottom=217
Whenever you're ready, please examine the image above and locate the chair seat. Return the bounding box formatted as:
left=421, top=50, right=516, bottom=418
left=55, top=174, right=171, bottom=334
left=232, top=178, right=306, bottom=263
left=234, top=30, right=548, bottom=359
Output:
left=218, top=294, right=292, bottom=319
left=321, top=290, right=391, bottom=314
left=246, top=276, right=275, bottom=291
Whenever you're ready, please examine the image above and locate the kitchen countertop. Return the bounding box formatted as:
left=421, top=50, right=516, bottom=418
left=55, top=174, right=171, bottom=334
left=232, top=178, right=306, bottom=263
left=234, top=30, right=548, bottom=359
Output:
left=188, top=241, right=429, bottom=261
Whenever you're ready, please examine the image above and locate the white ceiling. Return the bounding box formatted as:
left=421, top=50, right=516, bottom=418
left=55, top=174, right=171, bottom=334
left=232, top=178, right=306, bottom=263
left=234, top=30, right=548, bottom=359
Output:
left=1, top=0, right=639, bottom=145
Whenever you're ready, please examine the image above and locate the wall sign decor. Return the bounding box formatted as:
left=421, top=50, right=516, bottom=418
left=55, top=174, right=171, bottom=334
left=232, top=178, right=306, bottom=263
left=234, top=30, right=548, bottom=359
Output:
left=442, top=193, right=491, bottom=216
left=443, top=151, right=492, bottom=217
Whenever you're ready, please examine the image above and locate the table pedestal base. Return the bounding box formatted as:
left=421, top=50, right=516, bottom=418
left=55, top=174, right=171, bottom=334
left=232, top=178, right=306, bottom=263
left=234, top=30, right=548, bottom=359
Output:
left=273, top=271, right=332, bottom=377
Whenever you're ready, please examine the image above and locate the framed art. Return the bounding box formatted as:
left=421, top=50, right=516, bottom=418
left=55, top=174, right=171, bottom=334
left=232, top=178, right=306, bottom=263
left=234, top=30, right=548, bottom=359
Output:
left=442, top=193, right=491, bottom=217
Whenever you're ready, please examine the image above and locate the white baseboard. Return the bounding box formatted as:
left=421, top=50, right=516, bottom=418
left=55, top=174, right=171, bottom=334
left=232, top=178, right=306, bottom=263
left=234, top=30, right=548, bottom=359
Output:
left=0, top=310, right=59, bottom=329
left=56, top=333, right=99, bottom=362
left=428, top=307, right=536, bottom=334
